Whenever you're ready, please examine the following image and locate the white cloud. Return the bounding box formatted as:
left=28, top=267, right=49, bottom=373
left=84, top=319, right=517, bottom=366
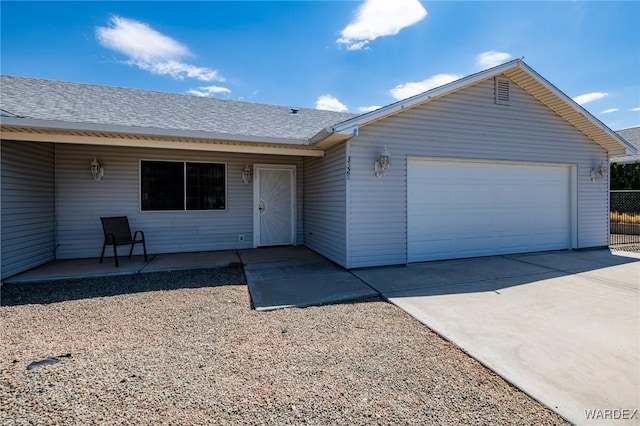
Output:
left=337, top=0, right=427, bottom=51
left=476, top=51, right=512, bottom=69
left=96, top=16, right=223, bottom=82
left=389, top=73, right=462, bottom=100
left=316, top=95, right=348, bottom=112
left=600, top=108, right=619, bottom=114
left=136, top=60, right=222, bottom=82
left=96, top=16, right=188, bottom=62
left=187, top=85, right=231, bottom=97
left=572, top=92, right=608, bottom=105
left=632, top=107, right=640, bottom=112
left=359, top=105, right=382, bottom=113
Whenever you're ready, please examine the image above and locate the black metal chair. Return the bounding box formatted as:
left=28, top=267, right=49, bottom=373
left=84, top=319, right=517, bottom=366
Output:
left=99, top=216, right=148, bottom=267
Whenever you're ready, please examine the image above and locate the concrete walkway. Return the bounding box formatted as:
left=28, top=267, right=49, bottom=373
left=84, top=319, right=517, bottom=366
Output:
left=353, top=250, right=640, bottom=426
left=240, top=246, right=378, bottom=311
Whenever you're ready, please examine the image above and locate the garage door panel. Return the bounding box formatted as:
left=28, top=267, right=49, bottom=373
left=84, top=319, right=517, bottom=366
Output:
left=408, top=159, right=571, bottom=263
left=455, top=190, right=497, bottom=207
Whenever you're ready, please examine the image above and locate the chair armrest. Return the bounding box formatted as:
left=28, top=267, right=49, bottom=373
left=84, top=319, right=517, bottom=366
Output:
left=132, top=230, right=146, bottom=241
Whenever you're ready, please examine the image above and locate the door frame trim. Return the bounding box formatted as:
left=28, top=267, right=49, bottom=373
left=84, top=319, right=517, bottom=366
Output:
left=253, top=164, right=297, bottom=247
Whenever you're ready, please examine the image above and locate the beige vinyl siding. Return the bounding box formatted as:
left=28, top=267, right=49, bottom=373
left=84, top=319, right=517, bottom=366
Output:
left=303, top=142, right=347, bottom=266
left=346, top=76, right=608, bottom=268
left=55, top=144, right=304, bottom=259
left=1, top=140, right=56, bottom=279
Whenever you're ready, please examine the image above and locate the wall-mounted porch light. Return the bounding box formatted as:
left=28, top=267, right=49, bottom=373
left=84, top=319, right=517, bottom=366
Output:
left=374, top=147, right=391, bottom=178
left=91, top=158, right=104, bottom=181
left=242, top=164, right=253, bottom=184
left=590, top=161, right=608, bottom=181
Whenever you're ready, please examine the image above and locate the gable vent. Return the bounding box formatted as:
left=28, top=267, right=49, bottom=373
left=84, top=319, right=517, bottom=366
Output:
left=495, top=77, right=511, bottom=105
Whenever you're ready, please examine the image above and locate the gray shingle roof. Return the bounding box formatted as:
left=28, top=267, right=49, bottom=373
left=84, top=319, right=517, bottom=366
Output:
left=0, top=75, right=357, bottom=142
left=615, top=127, right=640, bottom=164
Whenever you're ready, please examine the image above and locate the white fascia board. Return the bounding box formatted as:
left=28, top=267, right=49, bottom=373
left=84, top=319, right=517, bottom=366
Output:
left=611, top=156, right=640, bottom=164
left=0, top=117, right=311, bottom=146
left=309, top=126, right=334, bottom=145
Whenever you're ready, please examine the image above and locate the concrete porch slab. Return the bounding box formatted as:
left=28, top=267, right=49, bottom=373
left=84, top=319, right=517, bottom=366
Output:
left=3, top=255, right=151, bottom=283
left=3, top=250, right=241, bottom=284
left=142, top=250, right=240, bottom=273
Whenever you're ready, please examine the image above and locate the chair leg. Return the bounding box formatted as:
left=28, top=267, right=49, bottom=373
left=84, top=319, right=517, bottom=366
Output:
left=133, top=231, right=148, bottom=263
left=142, top=239, right=148, bottom=263
left=128, top=242, right=135, bottom=259
left=129, top=242, right=149, bottom=262
left=100, top=241, right=107, bottom=264
left=113, top=244, right=119, bottom=267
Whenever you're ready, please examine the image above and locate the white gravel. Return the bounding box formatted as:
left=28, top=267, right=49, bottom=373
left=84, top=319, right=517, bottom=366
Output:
left=1, top=269, right=567, bottom=425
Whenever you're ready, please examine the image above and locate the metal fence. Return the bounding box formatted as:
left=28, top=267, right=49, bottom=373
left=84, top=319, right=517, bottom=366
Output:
left=610, top=190, right=640, bottom=248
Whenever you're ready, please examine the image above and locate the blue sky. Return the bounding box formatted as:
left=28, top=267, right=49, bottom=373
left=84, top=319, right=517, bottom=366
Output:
left=1, top=1, right=639, bottom=130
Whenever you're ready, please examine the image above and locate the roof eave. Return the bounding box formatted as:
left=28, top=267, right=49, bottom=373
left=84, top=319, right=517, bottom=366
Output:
left=0, top=117, right=311, bottom=146
left=309, top=126, right=333, bottom=145
left=312, top=59, right=635, bottom=156
left=0, top=117, right=325, bottom=157
left=505, top=61, right=637, bottom=157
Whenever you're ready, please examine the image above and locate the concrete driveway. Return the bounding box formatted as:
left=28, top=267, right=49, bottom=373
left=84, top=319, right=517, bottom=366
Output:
left=353, top=250, right=640, bottom=426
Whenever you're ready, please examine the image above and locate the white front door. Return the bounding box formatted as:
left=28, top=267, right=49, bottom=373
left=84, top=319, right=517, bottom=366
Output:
left=254, top=165, right=296, bottom=247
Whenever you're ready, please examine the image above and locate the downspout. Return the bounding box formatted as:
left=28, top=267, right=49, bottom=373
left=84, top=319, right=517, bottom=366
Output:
left=345, top=140, right=352, bottom=269
left=0, top=140, right=3, bottom=283
left=54, top=143, right=59, bottom=260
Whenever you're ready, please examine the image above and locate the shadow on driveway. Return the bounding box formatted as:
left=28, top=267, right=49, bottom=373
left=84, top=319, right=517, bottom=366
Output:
left=353, top=249, right=638, bottom=297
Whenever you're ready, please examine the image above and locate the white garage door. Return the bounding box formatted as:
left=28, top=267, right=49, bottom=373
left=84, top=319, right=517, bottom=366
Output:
left=407, top=159, right=571, bottom=262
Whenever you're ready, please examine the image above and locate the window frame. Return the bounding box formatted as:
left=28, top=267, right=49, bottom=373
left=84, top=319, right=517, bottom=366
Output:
left=139, top=159, right=228, bottom=212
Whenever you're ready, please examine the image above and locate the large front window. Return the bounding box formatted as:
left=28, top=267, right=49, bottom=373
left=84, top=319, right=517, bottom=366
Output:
left=141, top=161, right=226, bottom=211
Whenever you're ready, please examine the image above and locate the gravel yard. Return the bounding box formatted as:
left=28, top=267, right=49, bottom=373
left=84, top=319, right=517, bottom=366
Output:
left=1, top=268, right=566, bottom=425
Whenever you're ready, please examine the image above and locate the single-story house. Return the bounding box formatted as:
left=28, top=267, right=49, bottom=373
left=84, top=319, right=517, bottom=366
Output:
left=613, top=126, right=640, bottom=164
left=0, top=60, right=636, bottom=279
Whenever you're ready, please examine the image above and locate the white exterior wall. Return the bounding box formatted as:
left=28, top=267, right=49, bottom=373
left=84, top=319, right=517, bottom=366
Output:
left=1, top=140, right=56, bottom=279
left=303, top=142, right=348, bottom=266
left=346, top=77, right=608, bottom=268
left=55, top=144, right=304, bottom=259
